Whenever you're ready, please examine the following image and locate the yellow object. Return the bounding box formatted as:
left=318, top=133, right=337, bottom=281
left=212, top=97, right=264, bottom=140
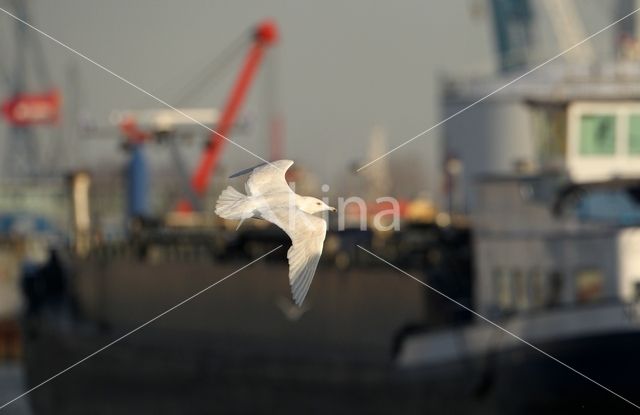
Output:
left=406, top=198, right=437, bottom=223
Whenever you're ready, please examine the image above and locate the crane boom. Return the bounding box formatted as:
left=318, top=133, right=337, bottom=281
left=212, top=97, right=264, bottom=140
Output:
left=179, top=20, right=278, bottom=211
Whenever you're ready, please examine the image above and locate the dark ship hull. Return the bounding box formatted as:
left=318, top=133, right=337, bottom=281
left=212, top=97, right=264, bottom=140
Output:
left=397, top=330, right=640, bottom=414
left=25, top=293, right=640, bottom=414
left=395, top=301, right=640, bottom=415
left=23, top=226, right=640, bottom=414
left=23, top=251, right=428, bottom=414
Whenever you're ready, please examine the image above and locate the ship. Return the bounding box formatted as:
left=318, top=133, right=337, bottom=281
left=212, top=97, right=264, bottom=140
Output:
left=393, top=61, right=640, bottom=414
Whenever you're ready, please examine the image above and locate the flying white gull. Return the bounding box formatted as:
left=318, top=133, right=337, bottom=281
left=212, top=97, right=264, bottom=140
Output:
left=214, top=160, right=335, bottom=306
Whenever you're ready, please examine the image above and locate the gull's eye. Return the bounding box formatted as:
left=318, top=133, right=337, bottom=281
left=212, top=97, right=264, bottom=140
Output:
left=316, top=202, right=321, bottom=205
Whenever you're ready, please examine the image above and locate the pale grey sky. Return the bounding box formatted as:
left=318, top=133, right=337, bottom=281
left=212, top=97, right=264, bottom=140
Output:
left=0, top=0, right=624, bottom=199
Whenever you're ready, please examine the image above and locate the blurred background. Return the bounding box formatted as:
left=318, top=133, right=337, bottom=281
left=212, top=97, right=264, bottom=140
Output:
left=1, top=0, right=640, bottom=414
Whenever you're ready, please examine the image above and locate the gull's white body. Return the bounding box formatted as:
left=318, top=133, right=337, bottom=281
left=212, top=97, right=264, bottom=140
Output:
left=214, top=160, right=334, bottom=306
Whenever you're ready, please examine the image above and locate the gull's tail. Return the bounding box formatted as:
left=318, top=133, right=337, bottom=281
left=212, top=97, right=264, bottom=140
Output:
left=215, top=186, right=253, bottom=229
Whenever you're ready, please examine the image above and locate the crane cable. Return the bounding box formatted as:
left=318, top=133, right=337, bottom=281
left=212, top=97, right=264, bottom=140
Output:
left=172, top=29, right=251, bottom=107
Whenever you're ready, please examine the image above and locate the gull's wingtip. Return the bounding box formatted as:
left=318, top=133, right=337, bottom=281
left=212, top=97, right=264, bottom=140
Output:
left=290, top=287, right=304, bottom=307
left=228, top=159, right=294, bottom=178
left=228, top=162, right=268, bottom=178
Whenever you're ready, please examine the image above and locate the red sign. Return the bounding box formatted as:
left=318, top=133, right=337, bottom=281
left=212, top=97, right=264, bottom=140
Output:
left=118, top=116, right=151, bottom=144
left=1, top=89, right=60, bottom=126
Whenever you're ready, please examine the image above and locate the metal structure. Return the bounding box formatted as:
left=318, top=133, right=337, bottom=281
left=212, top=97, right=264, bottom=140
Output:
left=490, top=0, right=533, bottom=73
left=114, top=20, right=280, bottom=218
left=113, top=108, right=224, bottom=215
left=539, top=0, right=593, bottom=63
left=0, top=0, right=60, bottom=177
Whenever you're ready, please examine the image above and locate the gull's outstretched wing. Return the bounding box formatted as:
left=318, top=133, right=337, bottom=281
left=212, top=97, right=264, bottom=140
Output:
left=244, top=159, right=294, bottom=196
left=286, top=212, right=326, bottom=306
left=259, top=205, right=326, bottom=306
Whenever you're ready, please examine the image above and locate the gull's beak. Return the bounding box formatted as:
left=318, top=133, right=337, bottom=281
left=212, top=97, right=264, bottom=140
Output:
left=330, top=207, right=336, bottom=212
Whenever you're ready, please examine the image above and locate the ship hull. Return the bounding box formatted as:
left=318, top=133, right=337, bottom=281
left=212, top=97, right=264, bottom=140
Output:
left=24, top=319, right=640, bottom=414
left=404, top=331, right=640, bottom=414
left=397, top=303, right=640, bottom=414
left=22, top=254, right=640, bottom=414
left=23, top=257, right=427, bottom=414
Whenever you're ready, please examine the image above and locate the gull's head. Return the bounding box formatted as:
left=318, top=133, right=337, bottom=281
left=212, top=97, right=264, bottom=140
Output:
left=300, top=197, right=336, bottom=214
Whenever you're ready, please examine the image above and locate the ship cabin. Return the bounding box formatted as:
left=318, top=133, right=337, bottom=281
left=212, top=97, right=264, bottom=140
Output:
left=443, top=62, right=640, bottom=212
left=473, top=97, right=640, bottom=319
left=537, top=100, right=640, bottom=183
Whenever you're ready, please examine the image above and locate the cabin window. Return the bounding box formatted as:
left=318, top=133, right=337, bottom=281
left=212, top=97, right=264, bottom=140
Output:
left=528, top=269, right=546, bottom=309
left=531, top=104, right=567, bottom=163
left=629, top=115, right=640, bottom=155
left=579, top=114, right=616, bottom=155
left=575, top=269, right=604, bottom=304
left=493, top=269, right=512, bottom=312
